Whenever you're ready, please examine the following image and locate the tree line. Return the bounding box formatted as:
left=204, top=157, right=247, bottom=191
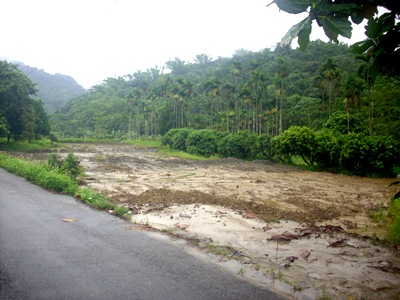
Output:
left=50, top=40, right=399, bottom=141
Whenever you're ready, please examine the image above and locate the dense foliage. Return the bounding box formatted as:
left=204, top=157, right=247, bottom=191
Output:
left=162, top=125, right=399, bottom=177
left=50, top=41, right=400, bottom=143
left=0, top=61, right=51, bottom=142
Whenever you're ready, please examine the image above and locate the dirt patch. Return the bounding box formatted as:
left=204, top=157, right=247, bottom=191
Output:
left=23, top=143, right=400, bottom=299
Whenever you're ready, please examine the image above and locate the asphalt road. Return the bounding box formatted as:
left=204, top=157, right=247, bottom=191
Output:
left=0, top=168, right=286, bottom=300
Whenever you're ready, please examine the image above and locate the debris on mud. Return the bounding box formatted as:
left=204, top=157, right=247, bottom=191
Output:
left=23, top=143, right=400, bottom=300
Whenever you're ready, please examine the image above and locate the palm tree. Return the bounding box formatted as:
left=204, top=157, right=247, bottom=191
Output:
left=342, top=73, right=365, bottom=133
left=319, top=58, right=340, bottom=115
left=275, top=58, right=289, bottom=134
left=357, top=55, right=375, bottom=135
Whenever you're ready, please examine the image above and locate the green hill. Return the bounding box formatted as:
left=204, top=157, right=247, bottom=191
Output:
left=16, top=62, right=85, bottom=114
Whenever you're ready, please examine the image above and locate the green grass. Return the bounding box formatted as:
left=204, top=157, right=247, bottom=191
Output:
left=0, top=153, right=78, bottom=195
left=58, top=137, right=117, bottom=143
left=0, top=138, right=55, bottom=152
left=0, top=152, right=132, bottom=219
left=76, top=188, right=115, bottom=210
left=158, top=148, right=217, bottom=160
left=122, top=138, right=162, bottom=147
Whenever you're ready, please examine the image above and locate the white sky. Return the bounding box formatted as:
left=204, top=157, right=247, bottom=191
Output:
left=0, top=0, right=368, bottom=89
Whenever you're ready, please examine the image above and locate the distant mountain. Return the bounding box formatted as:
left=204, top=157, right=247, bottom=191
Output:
left=16, top=62, right=86, bottom=114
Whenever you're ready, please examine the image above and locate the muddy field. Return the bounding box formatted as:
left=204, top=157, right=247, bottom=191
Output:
left=24, top=143, right=400, bottom=299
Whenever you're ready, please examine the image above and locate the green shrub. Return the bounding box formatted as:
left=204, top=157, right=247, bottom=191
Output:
left=272, top=126, right=316, bottom=165
left=258, top=134, right=275, bottom=160
left=61, top=152, right=82, bottom=178
left=186, top=129, right=220, bottom=157
left=313, top=130, right=339, bottom=168
left=48, top=152, right=63, bottom=169
left=368, top=136, right=400, bottom=177
left=338, top=134, right=400, bottom=176
left=218, top=133, right=242, bottom=158
left=323, top=111, right=368, bottom=134
left=114, top=205, right=129, bottom=217
left=161, top=128, right=192, bottom=151
left=218, top=131, right=259, bottom=159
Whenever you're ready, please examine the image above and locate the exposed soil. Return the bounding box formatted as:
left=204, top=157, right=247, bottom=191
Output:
left=22, top=143, right=400, bottom=299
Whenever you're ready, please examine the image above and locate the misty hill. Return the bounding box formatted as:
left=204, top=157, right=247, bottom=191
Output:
left=17, top=62, right=86, bottom=114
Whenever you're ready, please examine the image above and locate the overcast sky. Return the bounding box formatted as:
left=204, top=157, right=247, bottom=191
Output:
left=1, top=0, right=368, bottom=89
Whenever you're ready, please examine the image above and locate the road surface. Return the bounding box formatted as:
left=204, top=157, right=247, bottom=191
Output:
left=0, top=168, right=286, bottom=300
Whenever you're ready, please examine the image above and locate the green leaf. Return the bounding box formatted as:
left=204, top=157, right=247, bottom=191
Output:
left=319, top=16, right=352, bottom=42
left=297, top=17, right=312, bottom=51
left=280, top=17, right=312, bottom=48
left=272, top=0, right=310, bottom=14
left=365, top=17, right=381, bottom=39
left=349, top=39, right=374, bottom=54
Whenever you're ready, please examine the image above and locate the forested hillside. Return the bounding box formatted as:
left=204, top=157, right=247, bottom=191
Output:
left=17, top=62, right=86, bottom=113
left=50, top=41, right=400, bottom=141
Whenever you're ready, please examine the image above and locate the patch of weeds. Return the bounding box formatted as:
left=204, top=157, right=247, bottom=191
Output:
left=277, top=271, right=284, bottom=281
left=158, top=148, right=213, bottom=161
left=123, top=138, right=162, bottom=148
left=368, top=207, right=387, bottom=223
left=204, top=242, right=234, bottom=257
left=76, top=188, right=115, bottom=210
left=238, top=268, right=245, bottom=276
left=94, top=154, right=108, bottom=161
left=47, top=151, right=83, bottom=179
left=114, top=206, right=129, bottom=218
left=263, top=267, right=284, bottom=282
left=264, top=267, right=276, bottom=278
left=317, top=285, right=333, bottom=300
left=254, top=264, right=261, bottom=271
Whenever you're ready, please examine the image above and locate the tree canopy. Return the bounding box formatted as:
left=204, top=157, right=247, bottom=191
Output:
left=0, top=61, right=50, bottom=142
left=50, top=41, right=399, bottom=141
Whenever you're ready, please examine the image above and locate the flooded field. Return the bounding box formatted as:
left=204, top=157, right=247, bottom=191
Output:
left=22, top=143, right=400, bottom=299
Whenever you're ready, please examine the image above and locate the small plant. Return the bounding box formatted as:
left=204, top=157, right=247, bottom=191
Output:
left=47, top=151, right=83, bottom=178
left=114, top=206, right=129, bottom=218
left=48, top=152, right=63, bottom=169
left=49, top=132, right=58, bottom=146
left=61, top=152, right=82, bottom=178
left=238, top=268, right=245, bottom=276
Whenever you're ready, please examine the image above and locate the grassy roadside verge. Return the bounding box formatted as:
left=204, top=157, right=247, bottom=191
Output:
left=0, top=152, right=129, bottom=219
